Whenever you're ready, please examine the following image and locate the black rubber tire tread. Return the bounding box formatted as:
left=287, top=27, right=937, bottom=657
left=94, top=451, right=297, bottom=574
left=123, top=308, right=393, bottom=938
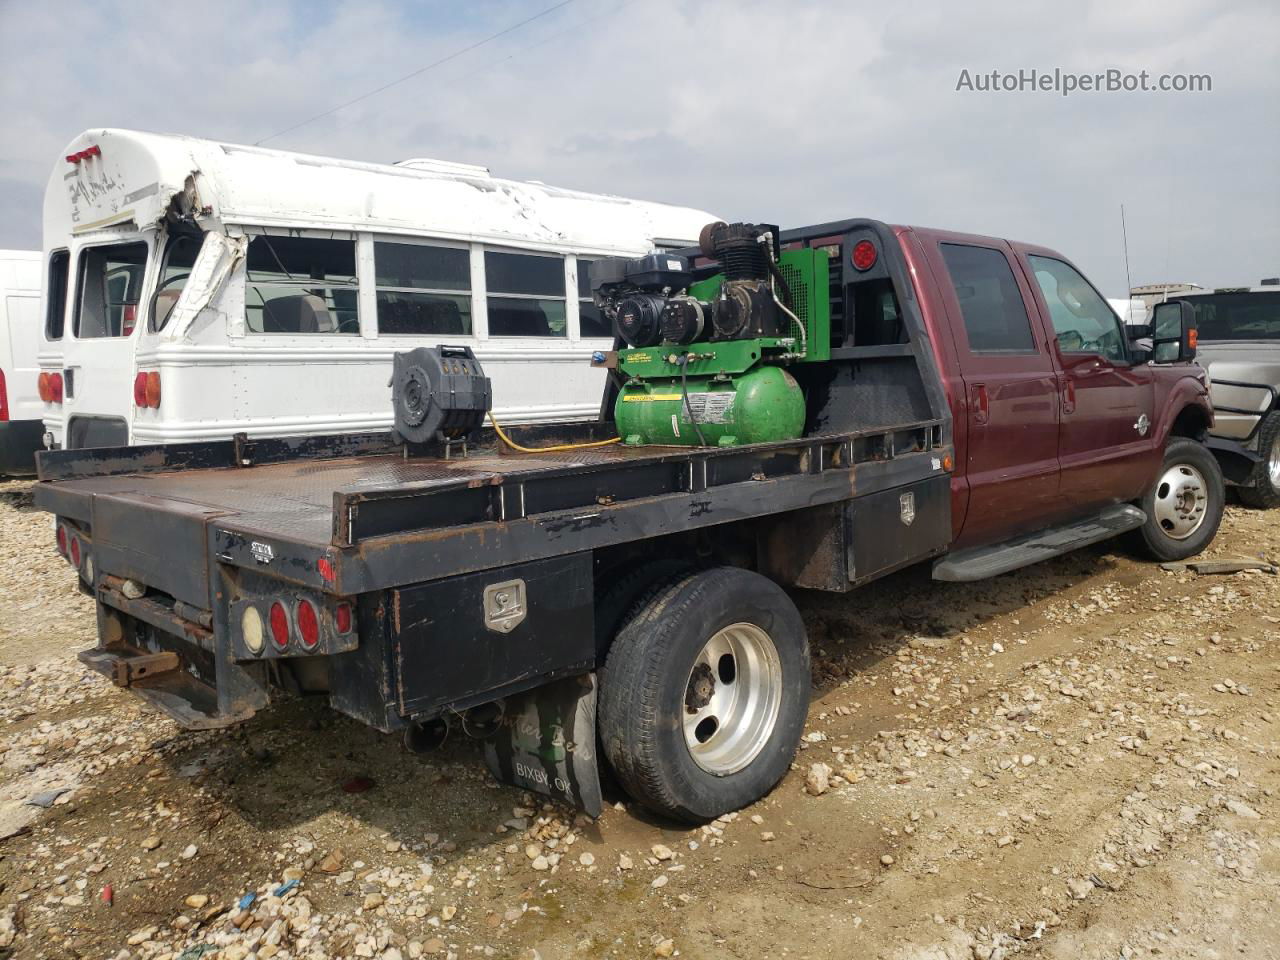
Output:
left=1134, top=437, right=1226, bottom=561
left=593, top=557, right=696, bottom=661
left=598, top=566, right=809, bottom=823
left=1236, top=412, right=1280, bottom=509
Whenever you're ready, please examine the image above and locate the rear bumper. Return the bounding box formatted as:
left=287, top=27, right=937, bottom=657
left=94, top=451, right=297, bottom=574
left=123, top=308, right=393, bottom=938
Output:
left=82, top=584, right=268, bottom=730
left=0, top=419, right=45, bottom=475
left=78, top=644, right=242, bottom=730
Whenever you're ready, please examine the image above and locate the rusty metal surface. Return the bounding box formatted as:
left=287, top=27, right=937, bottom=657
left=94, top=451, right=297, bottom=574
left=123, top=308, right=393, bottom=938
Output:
left=47, top=441, right=780, bottom=546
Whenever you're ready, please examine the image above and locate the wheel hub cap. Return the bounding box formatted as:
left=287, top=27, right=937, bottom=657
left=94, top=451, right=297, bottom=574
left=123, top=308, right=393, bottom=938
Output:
left=1153, top=462, right=1208, bottom=540
left=682, top=622, right=783, bottom=776
left=1268, top=435, right=1280, bottom=487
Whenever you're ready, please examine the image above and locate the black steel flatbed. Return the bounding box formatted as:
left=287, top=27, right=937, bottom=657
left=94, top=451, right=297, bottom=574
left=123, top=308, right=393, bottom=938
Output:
left=36, top=419, right=949, bottom=602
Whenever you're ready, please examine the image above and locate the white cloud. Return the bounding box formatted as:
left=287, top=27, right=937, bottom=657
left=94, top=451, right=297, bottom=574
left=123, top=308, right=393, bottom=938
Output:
left=1, top=0, right=1276, bottom=292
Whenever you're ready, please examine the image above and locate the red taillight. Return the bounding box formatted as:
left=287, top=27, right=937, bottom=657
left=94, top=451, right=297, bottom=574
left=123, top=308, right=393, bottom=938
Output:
left=134, top=371, right=162, bottom=408
left=0, top=369, right=7, bottom=422
left=56, top=525, right=67, bottom=556
left=335, top=601, right=353, bottom=635
left=122, top=304, right=137, bottom=336
left=70, top=537, right=82, bottom=568
left=851, top=239, right=878, bottom=272
left=297, top=600, right=320, bottom=650
left=50, top=372, right=63, bottom=404
left=269, top=601, right=290, bottom=649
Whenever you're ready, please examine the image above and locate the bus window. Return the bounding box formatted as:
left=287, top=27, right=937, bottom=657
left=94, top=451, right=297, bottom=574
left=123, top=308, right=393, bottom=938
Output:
left=152, top=232, right=206, bottom=332
left=46, top=250, right=69, bottom=340
left=576, top=258, right=610, bottom=338
left=374, top=241, right=472, bottom=336
left=485, top=250, right=566, bottom=338
left=74, top=242, right=148, bottom=339
left=244, top=236, right=359, bottom=335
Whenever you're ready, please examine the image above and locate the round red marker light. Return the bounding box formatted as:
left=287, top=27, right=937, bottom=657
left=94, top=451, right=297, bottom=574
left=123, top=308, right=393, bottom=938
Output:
left=70, top=537, right=82, bottom=568
left=269, top=601, right=290, bottom=649
left=296, top=599, right=320, bottom=650
left=56, top=525, right=67, bottom=556
left=851, top=239, right=878, bottom=271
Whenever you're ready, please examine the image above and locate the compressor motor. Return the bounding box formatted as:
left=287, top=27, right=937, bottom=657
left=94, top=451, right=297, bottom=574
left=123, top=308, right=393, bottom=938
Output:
left=590, top=221, right=828, bottom=449
left=591, top=221, right=794, bottom=348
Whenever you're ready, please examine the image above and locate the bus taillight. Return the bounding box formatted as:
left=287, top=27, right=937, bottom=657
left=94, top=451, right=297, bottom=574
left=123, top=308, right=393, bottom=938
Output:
left=134, top=371, right=162, bottom=408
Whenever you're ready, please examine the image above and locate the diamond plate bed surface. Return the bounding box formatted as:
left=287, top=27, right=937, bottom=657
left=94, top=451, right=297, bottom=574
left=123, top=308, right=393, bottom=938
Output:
left=50, top=444, right=681, bottom=547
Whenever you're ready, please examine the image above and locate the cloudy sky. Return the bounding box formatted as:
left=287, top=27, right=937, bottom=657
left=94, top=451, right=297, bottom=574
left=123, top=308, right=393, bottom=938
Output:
left=1, top=0, right=1276, bottom=294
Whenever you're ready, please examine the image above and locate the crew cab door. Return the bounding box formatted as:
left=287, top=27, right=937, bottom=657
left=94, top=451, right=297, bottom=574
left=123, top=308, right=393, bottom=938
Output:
left=1017, top=251, right=1157, bottom=507
left=924, top=236, right=1062, bottom=547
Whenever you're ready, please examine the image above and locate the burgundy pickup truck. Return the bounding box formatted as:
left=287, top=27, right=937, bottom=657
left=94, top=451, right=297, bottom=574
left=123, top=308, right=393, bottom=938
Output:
left=895, top=224, right=1219, bottom=569
left=33, top=216, right=1220, bottom=823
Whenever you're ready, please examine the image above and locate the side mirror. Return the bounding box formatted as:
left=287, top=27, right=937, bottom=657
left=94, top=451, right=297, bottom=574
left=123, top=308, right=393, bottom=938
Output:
left=1150, top=301, right=1197, bottom=364
left=1125, top=323, right=1153, bottom=340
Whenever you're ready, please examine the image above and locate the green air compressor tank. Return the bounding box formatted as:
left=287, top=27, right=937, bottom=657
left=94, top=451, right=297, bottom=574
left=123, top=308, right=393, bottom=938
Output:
left=615, top=365, right=805, bottom=447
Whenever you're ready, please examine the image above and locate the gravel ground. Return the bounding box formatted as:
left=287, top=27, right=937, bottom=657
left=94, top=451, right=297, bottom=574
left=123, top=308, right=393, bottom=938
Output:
left=0, top=476, right=1277, bottom=960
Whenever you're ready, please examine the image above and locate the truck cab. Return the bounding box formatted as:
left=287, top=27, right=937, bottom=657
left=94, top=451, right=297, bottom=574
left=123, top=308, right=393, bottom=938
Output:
left=880, top=225, right=1214, bottom=562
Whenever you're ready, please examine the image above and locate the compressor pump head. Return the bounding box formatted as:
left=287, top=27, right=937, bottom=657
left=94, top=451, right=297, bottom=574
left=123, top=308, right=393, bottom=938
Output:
left=591, top=222, right=791, bottom=348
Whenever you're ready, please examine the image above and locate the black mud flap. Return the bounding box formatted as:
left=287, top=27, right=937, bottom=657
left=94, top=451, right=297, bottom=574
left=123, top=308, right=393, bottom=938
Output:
left=482, top=673, right=602, bottom=817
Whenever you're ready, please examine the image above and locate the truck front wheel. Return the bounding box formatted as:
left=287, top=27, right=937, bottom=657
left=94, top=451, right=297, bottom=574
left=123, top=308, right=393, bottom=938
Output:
left=1134, top=438, right=1225, bottom=561
left=598, top=567, right=810, bottom=823
left=1237, top=412, right=1280, bottom=509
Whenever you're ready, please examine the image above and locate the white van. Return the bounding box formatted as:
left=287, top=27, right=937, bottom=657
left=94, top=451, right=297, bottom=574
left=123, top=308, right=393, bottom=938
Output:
left=0, top=250, right=43, bottom=473
left=39, top=129, right=715, bottom=449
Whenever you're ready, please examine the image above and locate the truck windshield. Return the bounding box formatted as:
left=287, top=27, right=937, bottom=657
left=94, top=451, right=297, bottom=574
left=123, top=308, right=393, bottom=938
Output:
left=1184, top=292, right=1280, bottom=341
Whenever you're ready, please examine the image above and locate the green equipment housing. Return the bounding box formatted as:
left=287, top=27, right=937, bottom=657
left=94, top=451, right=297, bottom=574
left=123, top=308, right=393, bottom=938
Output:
left=613, top=247, right=830, bottom=447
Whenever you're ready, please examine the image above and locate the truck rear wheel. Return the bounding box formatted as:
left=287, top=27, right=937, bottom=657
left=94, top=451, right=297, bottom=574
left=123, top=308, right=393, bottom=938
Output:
left=1236, top=412, right=1280, bottom=509
left=598, top=567, right=809, bottom=823
left=1134, top=438, right=1225, bottom=561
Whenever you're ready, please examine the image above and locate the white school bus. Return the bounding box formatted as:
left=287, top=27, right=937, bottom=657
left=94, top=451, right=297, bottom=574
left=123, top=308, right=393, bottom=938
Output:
left=38, top=129, right=714, bottom=448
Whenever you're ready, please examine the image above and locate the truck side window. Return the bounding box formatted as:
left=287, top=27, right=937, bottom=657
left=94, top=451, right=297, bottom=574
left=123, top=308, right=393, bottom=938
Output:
left=1028, top=256, right=1126, bottom=364
left=485, top=251, right=566, bottom=338
left=374, top=241, right=472, bottom=336
left=152, top=232, right=206, bottom=332
left=45, top=250, right=69, bottom=340
left=244, top=235, right=359, bottom=335
left=939, top=243, right=1036, bottom=353
left=576, top=258, right=611, bottom=338
left=74, top=242, right=149, bottom=339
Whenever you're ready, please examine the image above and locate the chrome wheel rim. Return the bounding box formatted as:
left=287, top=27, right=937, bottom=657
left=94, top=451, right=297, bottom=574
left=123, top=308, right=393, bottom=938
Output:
left=1268, top=435, right=1280, bottom=488
left=682, top=622, right=782, bottom=776
left=1153, top=463, right=1209, bottom=540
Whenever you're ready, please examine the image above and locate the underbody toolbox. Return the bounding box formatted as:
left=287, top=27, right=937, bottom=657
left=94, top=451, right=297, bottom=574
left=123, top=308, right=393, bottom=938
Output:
left=390, top=553, right=594, bottom=718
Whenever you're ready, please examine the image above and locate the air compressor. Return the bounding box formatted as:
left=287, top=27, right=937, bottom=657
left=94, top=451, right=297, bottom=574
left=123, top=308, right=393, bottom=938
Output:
left=591, top=221, right=830, bottom=447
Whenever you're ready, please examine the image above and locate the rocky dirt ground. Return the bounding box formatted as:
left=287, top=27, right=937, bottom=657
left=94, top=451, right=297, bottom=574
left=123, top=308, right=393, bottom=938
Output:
left=0, top=476, right=1277, bottom=960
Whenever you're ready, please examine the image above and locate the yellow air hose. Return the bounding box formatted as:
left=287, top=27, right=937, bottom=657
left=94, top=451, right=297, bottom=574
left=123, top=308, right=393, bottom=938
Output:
left=488, top=413, right=621, bottom=453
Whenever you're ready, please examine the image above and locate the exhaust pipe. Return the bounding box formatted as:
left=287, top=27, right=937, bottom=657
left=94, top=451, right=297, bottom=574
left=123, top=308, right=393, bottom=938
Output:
left=403, top=716, right=450, bottom=753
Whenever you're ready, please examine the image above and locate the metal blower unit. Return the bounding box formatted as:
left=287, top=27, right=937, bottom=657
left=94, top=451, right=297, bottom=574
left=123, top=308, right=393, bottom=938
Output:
left=391, top=345, right=492, bottom=451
